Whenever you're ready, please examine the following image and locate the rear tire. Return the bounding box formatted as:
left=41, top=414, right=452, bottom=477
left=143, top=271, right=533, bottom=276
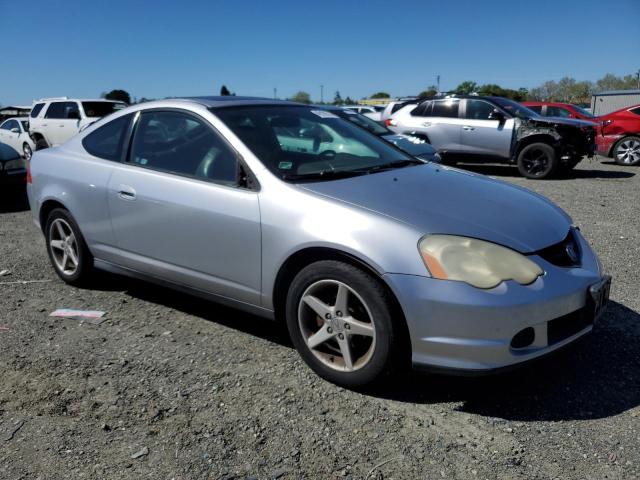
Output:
left=35, top=136, right=48, bottom=151
left=285, top=260, right=402, bottom=388
left=613, top=136, right=640, bottom=166
left=45, top=208, right=94, bottom=286
left=517, top=142, right=558, bottom=179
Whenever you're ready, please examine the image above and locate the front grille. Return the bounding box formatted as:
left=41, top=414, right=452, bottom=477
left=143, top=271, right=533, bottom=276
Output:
left=547, top=306, right=592, bottom=345
left=533, top=229, right=581, bottom=267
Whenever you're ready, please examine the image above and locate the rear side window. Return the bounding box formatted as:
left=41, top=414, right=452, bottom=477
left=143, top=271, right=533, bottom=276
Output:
left=391, top=103, right=406, bottom=114
left=82, top=114, right=132, bottom=161
left=30, top=103, right=45, bottom=118
left=527, top=105, right=542, bottom=114
left=411, top=102, right=432, bottom=117
left=431, top=100, right=460, bottom=118
left=546, top=106, right=571, bottom=117
left=45, top=102, right=67, bottom=119
left=82, top=102, right=126, bottom=118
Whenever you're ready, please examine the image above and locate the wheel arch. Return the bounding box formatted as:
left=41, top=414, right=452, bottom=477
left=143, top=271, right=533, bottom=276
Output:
left=39, top=199, right=70, bottom=234
left=514, top=133, right=558, bottom=160
left=609, top=133, right=640, bottom=157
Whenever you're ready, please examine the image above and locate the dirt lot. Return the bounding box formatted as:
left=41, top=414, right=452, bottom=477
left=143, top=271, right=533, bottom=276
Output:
left=0, top=158, right=638, bottom=480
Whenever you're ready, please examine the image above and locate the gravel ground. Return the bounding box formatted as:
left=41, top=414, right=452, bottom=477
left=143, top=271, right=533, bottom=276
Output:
left=0, top=157, right=638, bottom=480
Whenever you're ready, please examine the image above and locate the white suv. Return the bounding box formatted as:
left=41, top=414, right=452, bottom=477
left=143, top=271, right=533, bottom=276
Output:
left=29, top=97, right=126, bottom=150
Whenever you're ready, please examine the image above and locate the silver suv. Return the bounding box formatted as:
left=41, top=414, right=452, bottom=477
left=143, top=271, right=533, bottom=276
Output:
left=388, top=96, right=597, bottom=179
left=29, top=97, right=127, bottom=150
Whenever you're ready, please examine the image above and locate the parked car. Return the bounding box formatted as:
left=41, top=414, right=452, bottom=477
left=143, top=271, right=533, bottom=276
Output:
left=0, top=143, right=27, bottom=186
left=28, top=97, right=610, bottom=387
left=593, top=104, right=640, bottom=165
left=327, top=107, right=440, bottom=162
left=341, top=105, right=384, bottom=121
left=380, top=98, right=418, bottom=122
left=0, top=117, right=36, bottom=159
left=29, top=97, right=127, bottom=150
left=388, top=96, right=597, bottom=179
left=522, top=101, right=595, bottom=121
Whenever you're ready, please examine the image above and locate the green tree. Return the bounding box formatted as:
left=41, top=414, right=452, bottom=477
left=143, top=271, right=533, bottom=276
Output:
left=454, top=81, right=478, bottom=95
left=343, top=96, right=356, bottom=105
left=104, top=89, right=131, bottom=104
left=418, top=85, right=438, bottom=98
left=333, top=91, right=343, bottom=105
left=370, top=92, right=390, bottom=99
left=220, top=85, right=231, bottom=96
left=290, top=91, right=311, bottom=104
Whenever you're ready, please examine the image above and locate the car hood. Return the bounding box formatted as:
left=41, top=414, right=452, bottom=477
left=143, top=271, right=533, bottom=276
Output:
left=299, top=163, right=571, bottom=253
left=528, top=116, right=596, bottom=128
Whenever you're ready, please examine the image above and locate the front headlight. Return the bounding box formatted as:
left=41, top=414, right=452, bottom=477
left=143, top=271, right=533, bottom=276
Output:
left=418, top=235, right=543, bottom=289
left=4, top=159, right=26, bottom=170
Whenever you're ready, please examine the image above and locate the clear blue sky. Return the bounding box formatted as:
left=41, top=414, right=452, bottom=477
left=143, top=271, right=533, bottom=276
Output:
left=1, top=0, right=638, bottom=105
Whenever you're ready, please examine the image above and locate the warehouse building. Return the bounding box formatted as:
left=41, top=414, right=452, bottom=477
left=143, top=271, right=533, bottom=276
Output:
left=591, top=89, right=640, bottom=115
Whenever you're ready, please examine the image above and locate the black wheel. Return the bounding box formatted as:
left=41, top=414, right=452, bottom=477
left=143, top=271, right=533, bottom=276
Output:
left=45, top=208, right=93, bottom=285
left=517, top=143, right=558, bottom=179
left=35, top=137, right=48, bottom=151
left=613, top=136, right=640, bottom=166
left=285, top=260, right=402, bottom=388
left=23, top=143, right=33, bottom=160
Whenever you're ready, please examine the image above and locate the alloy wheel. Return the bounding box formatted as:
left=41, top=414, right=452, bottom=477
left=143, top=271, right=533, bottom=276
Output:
left=49, top=218, right=80, bottom=276
left=521, top=147, right=551, bottom=177
left=23, top=143, right=32, bottom=160
left=297, top=280, right=376, bottom=372
left=615, top=139, right=640, bottom=164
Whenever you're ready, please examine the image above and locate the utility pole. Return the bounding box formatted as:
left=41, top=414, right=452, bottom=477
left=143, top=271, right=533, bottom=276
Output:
left=436, top=75, right=441, bottom=93
left=636, top=70, right=640, bottom=90
left=320, top=85, right=324, bottom=104
left=274, top=87, right=277, bottom=99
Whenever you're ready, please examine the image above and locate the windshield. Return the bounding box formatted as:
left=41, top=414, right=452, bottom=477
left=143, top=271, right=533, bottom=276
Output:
left=214, top=105, right=417, bottom=182
left=491, top=98, right=540, bottom=119
left=81, top=102, right=126, bottom=118
left=572, top=105, right=594, bottom=118
left=335, top=110, right=390, bottom=136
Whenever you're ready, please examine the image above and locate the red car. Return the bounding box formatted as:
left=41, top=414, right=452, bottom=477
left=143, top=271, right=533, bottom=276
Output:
left=593, top=105, right=640, bottom=165
left=522, top=101, right=596, bottom=121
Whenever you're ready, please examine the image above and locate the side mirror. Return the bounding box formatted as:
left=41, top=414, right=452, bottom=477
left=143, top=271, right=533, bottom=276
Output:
left=10, top=128, right=20, bottom=133
left=488, top=109, right=505, bottom=121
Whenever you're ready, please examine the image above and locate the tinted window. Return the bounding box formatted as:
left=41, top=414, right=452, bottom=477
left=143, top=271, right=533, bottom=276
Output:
left=546, top=106, right=571, bottom=117
left=465, top=100, right=495, bottom=120
left=63, top=102, right=81, bottom=119
left=20, top=121, right=29, bottom=131
left=0, top=120, right=15, bottom=130
left=431, top=100, right=460, bottom=118
left=45, top=102, right=66, bottom=119
left=82, top=114, right=132, bottom=161
left=572, top=105, right=594, bottom=118
left=411, top=102, right=432, bottom=117
left=82, top=102, right=126, bottom=118
left=391, top=103, right=407, bottom=114
left=30, top=103, right=45, bottom=118
left=630, top=107, right=640, bottom=116
left=527, top=105, right=543, bottom=114
left=129, top=110, right=238, bottom=185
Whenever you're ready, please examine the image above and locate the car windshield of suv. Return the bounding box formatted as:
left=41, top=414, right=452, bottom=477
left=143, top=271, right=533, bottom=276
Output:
left=492, top=98, right=540, bottom=119
left=214, top=105, right=420, bottom=182
left=572, top=105, right=594, bottom=118
left=81, top=102, right=126, bottom=118
left=335, top=110, right=390, bottom=136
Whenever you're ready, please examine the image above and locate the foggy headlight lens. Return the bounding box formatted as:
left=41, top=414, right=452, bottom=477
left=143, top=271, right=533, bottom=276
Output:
left=418, top=235, right=543, bottom=289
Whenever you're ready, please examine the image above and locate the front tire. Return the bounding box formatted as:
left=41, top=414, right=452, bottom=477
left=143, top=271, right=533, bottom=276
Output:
left=517, top=142, right=558, bottom=179
left=613, top=136, right=640, bottom=166
left=285, top=260, right=402, bottom=388
left=45, top=208, right=93, bottom=285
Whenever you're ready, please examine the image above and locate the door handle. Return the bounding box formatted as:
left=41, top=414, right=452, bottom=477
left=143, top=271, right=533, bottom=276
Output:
left=117, top=184, right=136, bottom=201
left=421, top=122, right=432, bottom=127
left=463, top=126, right=475, bottom=131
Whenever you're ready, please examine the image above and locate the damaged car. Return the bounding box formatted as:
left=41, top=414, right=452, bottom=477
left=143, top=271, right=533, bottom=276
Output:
left=387, top=96, right=597, bottom=179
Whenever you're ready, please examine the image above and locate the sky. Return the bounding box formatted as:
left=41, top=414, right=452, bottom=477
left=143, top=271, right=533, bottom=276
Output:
left=1, top=0, right=639, bottom=106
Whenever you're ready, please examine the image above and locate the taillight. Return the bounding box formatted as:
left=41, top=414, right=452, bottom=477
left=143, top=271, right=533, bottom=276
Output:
left=385, top=118, right=397, bottom=127
left=26, top=159, right=32, bottom=184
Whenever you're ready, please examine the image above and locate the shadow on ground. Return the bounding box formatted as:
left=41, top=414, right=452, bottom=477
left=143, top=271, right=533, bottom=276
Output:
left=89, top=269, right=640, bottom=422
left=0, top=185, right=29, bottom=213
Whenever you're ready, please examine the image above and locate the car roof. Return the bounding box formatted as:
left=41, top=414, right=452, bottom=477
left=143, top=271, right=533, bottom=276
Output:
left=0, top=117, right=28, bottom=123
left=177, top=96, right=303, bottom=109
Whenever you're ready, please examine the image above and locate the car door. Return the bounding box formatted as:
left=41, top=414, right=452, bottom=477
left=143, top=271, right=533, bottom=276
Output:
left=395, top=99, right=463, bottom=151
left=57, top=102, right=82, bottom=144
left=106, top=109, right=262, bottom=305
left=460, top=99, right=514, bottom=158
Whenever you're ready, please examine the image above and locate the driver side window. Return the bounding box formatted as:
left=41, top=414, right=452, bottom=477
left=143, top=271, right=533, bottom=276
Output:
left=128, top=110, right=239, bottom=186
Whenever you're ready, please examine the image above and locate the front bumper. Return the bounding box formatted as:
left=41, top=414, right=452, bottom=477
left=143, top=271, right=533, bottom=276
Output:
left=385, top=232, right=606, bottom=373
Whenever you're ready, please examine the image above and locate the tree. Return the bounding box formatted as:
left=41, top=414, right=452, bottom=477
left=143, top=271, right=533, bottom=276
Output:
left=333, top=91, right=343, bottom=105
left=289, top=91, right=311, bottom=104
left=418, top=85, right=438, bottom=98
left=454, top=81, right=478, bottom=95
left=220, top=85, right=231, bottom=96
left=370, top=92, right=390, bottom=99
left=343, top=96, right=356, bottom=105
left=104, top=89, right=131, bottom=104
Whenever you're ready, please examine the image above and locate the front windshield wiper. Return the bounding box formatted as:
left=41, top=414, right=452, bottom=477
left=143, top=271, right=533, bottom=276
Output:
left=356, top=158, right=426, bottom=174
left=282, top=169, right=366, bottom=181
